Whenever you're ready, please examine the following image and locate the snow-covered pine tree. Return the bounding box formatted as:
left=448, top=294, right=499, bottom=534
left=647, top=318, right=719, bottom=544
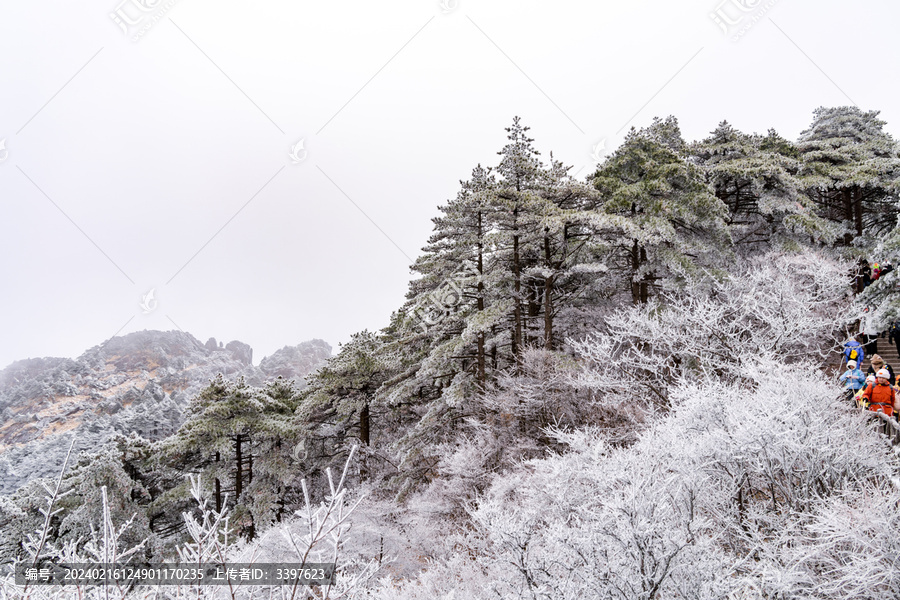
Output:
left=493, top=116, right=551, bottom=358
left=535, top=152, right=608, bottom=346
left=381, top=165, right=503, bottom=498
left=296, top=330, right=395, bottom=478
left=401, top=164, right=501, bottom=391
left=156, top=374, right=301, bottom=540
left=55, top=443, right=154, bottom=559
left=239, top=377, right=309, bottom=528
left=856, top=205, right=900, bottom=326
left=590, top=116, right=731, bottom=304
left=289, top=121, right=570, bottom=502
left=797, top=106, right=900, bottom=286
left=692, top=121, right=835, bottom=253
left=0, top=434, right=159, bottom=564
left=379, top=120, right=599, bottom=498
left=0, top=478, right=57, bottom=563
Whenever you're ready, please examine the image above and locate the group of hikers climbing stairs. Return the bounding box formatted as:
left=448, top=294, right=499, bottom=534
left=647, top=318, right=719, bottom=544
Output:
left=860, top=337, right=900, bottom=376
left=848, top=336, right=900, bottom=451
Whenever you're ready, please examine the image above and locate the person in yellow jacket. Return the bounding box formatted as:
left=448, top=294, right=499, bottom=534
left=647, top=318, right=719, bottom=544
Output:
left=862, top=369, right=899, bottom=417
left=855, top=374, right=876, bottom=408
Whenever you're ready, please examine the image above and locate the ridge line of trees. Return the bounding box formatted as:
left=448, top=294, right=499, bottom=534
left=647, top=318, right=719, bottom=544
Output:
left=3, top=105, right=899, bottom=560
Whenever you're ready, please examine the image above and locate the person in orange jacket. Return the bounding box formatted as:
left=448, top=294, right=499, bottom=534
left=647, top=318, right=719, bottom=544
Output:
left=863, top=368, right=899, bottom=417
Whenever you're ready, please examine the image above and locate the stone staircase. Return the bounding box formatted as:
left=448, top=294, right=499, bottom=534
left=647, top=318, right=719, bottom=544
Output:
left=858, top=337, right=900, bottom=455
left=863, top=336, right=900, bottom=374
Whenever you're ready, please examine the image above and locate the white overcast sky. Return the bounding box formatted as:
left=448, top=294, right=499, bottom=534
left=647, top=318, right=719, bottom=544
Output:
left=0, top=0, right=897, bottom=368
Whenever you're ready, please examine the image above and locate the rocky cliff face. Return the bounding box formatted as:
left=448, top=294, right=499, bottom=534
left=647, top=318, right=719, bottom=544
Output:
left=0, top=331, right=330, bottom=495
left=258, top=340, right=332, bottom=380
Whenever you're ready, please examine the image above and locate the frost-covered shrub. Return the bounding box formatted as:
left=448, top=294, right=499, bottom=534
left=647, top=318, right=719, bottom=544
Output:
left=481, top=348, right=601, bottom=436
left=785, top=486, right=900, bottom=599
left=457, top=363, right=897, bottom=599
left=361, top=354, right=900, bottom=600
left=230, top=446, right=380, bottom=599
left=572, top=249, right=854, bottom=409
left=0, top=448, right=378, bottom=600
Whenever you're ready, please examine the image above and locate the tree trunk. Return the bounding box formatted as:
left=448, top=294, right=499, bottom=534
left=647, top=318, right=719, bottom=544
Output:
left=631, top=238, right=641, bottom=305
left=544, top=232, right=554, bottom=350
left=214, top=451, right=221, bottom=513
left=843, top=188, right=854, bottom=246
left=526, top=284, right=541, bottom=343
left=477, top=212, right=486, bottom=387
left=234, top=434, right=243, bottom=499
left=513, top=207, right=522, bottom=363
left=640, top=247, right=649, bottom=303
left=360, top=403, right=370, bottom=445
left=857, top=258, right=868, bottom=295
left=276, top=486, right=284, bottom=523
left=245, top=515, right=255, bottom=541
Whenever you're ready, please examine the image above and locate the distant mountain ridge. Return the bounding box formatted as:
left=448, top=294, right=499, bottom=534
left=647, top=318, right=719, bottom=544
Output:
left=0, top=330, right=331, bottom=495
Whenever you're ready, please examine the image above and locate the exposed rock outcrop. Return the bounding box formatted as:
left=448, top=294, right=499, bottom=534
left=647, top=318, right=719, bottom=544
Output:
left=0, top=330, right=331, bottom=495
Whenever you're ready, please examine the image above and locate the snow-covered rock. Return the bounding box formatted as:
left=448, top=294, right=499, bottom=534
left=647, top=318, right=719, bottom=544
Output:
left=0, top=330, right=331, bottom=495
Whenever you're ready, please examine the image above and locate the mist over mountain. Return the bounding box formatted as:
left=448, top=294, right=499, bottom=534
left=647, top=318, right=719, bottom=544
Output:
left=0, top=330, right=330, bottom=494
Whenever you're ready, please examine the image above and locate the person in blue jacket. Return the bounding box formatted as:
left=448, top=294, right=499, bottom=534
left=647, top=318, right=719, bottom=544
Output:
left=843, top=338, right=865, bottom=368
left=839, top=360, right=866, bottom=402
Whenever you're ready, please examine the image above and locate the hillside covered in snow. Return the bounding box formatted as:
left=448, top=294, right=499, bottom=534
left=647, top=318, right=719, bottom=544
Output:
left=5, top=107, right=900, bottom=599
